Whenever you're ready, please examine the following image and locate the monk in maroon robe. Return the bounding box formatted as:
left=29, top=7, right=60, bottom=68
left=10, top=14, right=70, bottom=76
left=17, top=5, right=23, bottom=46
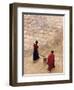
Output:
left=47, top=51, right=55, bottom=72
left=33, top=40, right=39, bottom=61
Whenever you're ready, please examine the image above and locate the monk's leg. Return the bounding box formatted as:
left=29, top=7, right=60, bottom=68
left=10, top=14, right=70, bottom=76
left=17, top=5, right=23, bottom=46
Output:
left=48, top=65, right=52, bottom=72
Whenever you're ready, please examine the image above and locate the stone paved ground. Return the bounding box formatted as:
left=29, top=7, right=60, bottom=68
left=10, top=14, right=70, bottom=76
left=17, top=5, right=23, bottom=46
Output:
left=24, top=50, right=63, bottom=74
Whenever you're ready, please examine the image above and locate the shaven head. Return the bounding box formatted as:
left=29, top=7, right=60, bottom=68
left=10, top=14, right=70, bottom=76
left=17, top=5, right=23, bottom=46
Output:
left=35, top=40, right=38, bottom=44
left=51, top=50, right=54, bottom=53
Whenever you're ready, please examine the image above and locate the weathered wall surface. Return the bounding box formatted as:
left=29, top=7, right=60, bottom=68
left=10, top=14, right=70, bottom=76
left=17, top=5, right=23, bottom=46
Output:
left=24, top=15, right=63, bottom=57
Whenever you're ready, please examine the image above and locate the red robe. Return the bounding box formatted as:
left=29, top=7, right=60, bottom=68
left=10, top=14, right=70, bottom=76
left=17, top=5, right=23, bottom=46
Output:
left=47, top=53, right=55, bottom=71
left=33, top=44, right=38, bottom=51
left=33, top=44, right=39, bottom=60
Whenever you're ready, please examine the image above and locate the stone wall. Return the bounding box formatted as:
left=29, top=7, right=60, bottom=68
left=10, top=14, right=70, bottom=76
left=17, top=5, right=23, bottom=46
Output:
left=24, top=15, right=64, bottom=57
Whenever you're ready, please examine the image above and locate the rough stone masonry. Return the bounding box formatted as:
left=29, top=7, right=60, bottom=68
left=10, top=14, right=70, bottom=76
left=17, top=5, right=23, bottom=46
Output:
left=24, top=15, right=63, bottom=57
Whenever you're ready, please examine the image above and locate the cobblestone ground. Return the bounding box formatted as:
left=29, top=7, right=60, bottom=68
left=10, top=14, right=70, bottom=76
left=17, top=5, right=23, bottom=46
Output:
left=24, top=51, right=63, bottom=74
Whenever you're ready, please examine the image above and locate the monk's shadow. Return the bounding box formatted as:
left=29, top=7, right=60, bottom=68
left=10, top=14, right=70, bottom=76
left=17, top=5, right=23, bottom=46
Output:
left=33, top=57, right=40, bottom=63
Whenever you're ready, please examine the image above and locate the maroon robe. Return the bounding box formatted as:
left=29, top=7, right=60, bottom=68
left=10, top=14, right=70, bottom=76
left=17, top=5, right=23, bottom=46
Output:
left=33, top=44, right=38, bottom=51
left=33, top=44, right=39, bottom=61
left=47, top=53, right=55, bottom=71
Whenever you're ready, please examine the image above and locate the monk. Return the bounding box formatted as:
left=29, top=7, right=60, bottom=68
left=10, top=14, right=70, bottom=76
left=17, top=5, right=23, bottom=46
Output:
left=33, top=40, right=40, bottom=62
left=47, top=51, right=55, bottom=72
